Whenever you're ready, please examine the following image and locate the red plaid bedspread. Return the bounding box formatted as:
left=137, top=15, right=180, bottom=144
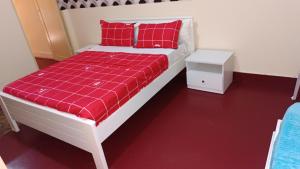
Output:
left=3, top=51, right=168, bottom=125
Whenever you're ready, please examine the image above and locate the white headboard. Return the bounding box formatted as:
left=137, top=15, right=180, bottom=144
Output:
left=106, top=16, right=195, bottom=54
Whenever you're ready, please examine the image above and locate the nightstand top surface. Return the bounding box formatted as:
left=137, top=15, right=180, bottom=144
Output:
left=186, top=49, right=233, bottom=65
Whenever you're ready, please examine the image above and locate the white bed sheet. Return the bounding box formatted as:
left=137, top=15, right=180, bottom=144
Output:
left=87, top=44, right=188, bottom=67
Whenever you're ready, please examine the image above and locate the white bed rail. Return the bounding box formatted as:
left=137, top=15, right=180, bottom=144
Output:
left=265, top=119, right=282, bottom=169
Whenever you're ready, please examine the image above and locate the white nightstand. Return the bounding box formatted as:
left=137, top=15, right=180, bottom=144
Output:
left=185, top=49, right=234, bottom=94
left=75, top=44, right=97, bottom=54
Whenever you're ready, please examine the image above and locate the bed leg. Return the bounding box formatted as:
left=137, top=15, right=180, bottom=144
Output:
left=0, top=97, right=20, bottom=132
left=92, top=143, right=108, bottom=169
left=291, top=73, right=300, bottom=100
left=90, top=127, right=108, bottom=169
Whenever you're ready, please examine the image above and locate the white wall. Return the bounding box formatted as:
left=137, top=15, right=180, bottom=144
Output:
left=0, top=0, right=38, bottom=89
left=61, top=0, right=300, bottom=77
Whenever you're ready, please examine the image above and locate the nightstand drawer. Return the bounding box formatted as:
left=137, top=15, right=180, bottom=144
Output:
left=187, top=70, right=223, bottom=91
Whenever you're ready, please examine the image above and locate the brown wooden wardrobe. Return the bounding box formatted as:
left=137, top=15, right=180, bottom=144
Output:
left=13, top=0, right=73, bottom=61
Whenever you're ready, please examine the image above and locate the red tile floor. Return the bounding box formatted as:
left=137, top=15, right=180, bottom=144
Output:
left=34, top=57, right=58, bottom=69
left=0, top=72, right=298, bottom=169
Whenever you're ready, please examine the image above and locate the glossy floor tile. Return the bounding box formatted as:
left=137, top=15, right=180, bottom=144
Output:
left=0, top=72, right=297, bottom=169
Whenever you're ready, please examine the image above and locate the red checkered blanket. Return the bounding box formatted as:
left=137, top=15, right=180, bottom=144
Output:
left=3, top=51, right=168, bottom=125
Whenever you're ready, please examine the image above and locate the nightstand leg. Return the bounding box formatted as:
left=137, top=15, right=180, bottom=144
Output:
left=291, top=73, right=300, bottom=100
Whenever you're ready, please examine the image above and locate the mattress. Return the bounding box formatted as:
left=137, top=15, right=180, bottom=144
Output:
left=3, top=51, right=168, bottom=125
left=86, top=44, right=188, bottom=67
left=271, top=103, right=300, bottom=169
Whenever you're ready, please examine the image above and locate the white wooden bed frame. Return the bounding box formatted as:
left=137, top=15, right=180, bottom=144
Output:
left=265, top=119, right=282, bottom=169
left=0, top=17, right=195, bottom=169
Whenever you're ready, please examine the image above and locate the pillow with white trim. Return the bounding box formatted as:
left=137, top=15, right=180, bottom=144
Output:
left=135, top=20, right=182, bottom=49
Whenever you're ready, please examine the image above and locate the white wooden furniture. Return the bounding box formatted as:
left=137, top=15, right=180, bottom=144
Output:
left=265, top=120, right=282, bottom=169
left=75, top=44, right=97, bottom=54
left=0, top=17, right=195, bottom=169
left=291, top=73, right=300, bottom=100
left=185, top=49, right=234, bottom=94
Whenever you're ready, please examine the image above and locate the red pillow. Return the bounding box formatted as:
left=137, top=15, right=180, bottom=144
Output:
left=135, top=20, right=182, bottom=49
left=100, top=20, right=134, bottom=46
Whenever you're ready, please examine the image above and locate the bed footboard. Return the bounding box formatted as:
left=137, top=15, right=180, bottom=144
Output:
left=0, top=96, right=19, bottom=132
left=0, top=93, right=108, bottom=169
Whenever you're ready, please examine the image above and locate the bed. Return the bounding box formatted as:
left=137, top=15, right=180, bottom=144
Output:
left=0, top=17, right=195, bottom=169
left=265, top=120, right=282, bottom=169
left=265, top=103, right=300, bottom=169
